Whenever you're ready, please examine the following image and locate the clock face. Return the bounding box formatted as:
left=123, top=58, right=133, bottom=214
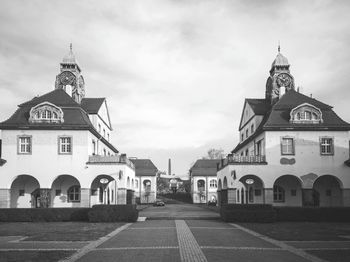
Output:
left=276, top=73, right=293, bottom=90
left=59, top=71, right=76, bottom=86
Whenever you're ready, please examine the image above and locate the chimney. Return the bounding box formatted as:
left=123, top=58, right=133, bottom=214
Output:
left=168, top=158, right=171, bottom=176
left=64, top=84, right=73, bottom=97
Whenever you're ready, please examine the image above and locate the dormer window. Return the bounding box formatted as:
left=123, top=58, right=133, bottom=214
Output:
left=290, top=103, right=323, bottom=124
left=29, top=102, right=64, bottom=124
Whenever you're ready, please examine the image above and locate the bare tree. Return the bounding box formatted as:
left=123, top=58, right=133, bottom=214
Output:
left=203, top=148, right=225, bottom=159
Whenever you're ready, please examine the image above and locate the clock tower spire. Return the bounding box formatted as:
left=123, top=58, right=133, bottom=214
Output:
left=55, top=44, right=85, bottom=104
left=265, top=45, right=295, bottom=104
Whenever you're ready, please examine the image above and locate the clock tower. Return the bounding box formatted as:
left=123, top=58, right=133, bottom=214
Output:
left=265, top=45, right=295, bottom=104
left=55, top=44, right=85, bottom=104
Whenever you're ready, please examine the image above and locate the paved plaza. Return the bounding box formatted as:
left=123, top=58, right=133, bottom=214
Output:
left=0, top=204, right=349, bottom=262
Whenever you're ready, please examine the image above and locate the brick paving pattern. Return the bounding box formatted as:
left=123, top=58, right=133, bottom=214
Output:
left=175, top=220, right=207, bottom=262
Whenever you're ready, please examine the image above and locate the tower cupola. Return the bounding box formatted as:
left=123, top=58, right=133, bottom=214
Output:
left=55, top=44, right=85, bottom=104
left=265, top=45, right=295, bottom=104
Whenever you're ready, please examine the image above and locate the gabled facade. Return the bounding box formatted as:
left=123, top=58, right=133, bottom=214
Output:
left=130, top=159, right=158, bottom=204
left=190, top=159, right=219, bottom=204
left=0, top=45, right=136, bottom=208
left=217, top=48, right=350, bottom=207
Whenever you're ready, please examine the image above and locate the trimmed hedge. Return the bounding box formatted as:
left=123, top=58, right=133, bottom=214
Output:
left=275, top=207, right=350, bottom=222
left=220, top=204, right=276, bottom=223
left=220, top=205, right=350, bottom=222
left=159, top=193, right=192, bottom=204
left=0, top=208, right=90, bottom=222
left=88, top=205, right=138, bottom=222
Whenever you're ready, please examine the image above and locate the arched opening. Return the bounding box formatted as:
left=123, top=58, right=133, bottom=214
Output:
left=218, top=179, right=222, bottom=191
left=10, top=175, right=40, bottom=208
left=197, top=179, right=205, bottom=203
left=51, top=175, right=81, bottom=207
left=90, top=175, right=116, bottom=205
left=127, top=177, right=130, bottom=188
left=239, top=175, right=264, bottom=204
left=273, top=175, right=302, bottom=206
left=221, top=177, right=228, bottom=205
left=313, top=175, right=343, bottom=207
left=143, top=179, right=151, bottom=204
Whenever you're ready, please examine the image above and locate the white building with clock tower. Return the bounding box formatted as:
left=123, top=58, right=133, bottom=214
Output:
left=217, top=47, right=350, bottom=207
left=0, top=45, right=136, bottom=208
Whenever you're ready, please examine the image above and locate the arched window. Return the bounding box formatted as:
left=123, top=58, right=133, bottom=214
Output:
left=67, top=185, right=80, bottom=202
left=209, top=179, right=217, bottom=188
left=305, top=111, right=311, bottom=120
left=197, top=180, right=205, bottom=191
left=29, top=102, right=64, bottom=123
left=273, top=185, right=285, bottom=202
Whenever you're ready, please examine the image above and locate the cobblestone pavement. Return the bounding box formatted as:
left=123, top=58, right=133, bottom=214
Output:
left=62, top=218, right=348, bottom=262
left=1, top=205, right=348, bottom=262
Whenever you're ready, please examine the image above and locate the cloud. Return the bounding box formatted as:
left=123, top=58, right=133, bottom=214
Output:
left=1, top=0, right=350, bottom=175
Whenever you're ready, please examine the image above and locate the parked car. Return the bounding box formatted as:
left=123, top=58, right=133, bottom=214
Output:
left=153, top=200, right=165, bottom=206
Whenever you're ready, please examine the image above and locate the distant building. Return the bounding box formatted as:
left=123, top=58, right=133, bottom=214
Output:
left=0, top=45, right=136, bottom=208
left=190, top=159, right=219, bottom=204
left=130, top=159, right=158, bottom=204
left=217, top=47, right=350, bottom=207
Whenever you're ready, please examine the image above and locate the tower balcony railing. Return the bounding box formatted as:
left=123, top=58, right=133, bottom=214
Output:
left=87, top=154, right=135, bottom=169
left=217, top=154, right=267, bottom=170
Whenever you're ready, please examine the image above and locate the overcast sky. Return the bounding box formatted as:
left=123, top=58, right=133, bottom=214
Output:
left=1, top=0, right=350, bottom=177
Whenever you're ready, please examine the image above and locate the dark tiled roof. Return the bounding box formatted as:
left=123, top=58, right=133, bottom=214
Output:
left=190, top=159, right=220, bottom=176
left=0, top=89, right=119, bottom=153
left=19, top=89, right=80, bottom=107
left=264, top=90, right=350, bottom=130
left=239, top=99, right=270, bottom=130
left=246, top=99, right=271, bottom=115
left=130, top=159, right=158, bottom=176
left=232, top=90, right=350, bottom=153
left=81, top=98, right=105, bottom=114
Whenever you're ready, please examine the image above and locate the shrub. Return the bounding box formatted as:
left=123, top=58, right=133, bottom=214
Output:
left=0, top=208, right=90, bottom=222
left=220, top=204, right=276, bottom=223
left=88, top=205, right=138, bottom=222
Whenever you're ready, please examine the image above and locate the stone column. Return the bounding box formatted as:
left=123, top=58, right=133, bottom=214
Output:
left=217, top=190, right=221, bottom=207
left=302, top=189, right=314, bottom=206
left=0, top=189, right=10, bottom=208
left=264, top=188, right=273, bottom=205
left=342, top=188, right=350, bottom=206
left=227, top=188, right=237, bottom=204
left=39, top=189, right=51, bottom=208
left=80, top=188, right=90, bottom=207
left=117, top=188, right=127, bottom=205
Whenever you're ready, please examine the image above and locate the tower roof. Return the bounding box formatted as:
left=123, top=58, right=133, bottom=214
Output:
left=271, top=52, right=289, bottom=67
left=62, top=43, right=79, bottom=65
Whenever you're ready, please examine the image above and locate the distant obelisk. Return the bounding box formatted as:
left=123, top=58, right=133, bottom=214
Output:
left=168, top=158, right=171, bottom=176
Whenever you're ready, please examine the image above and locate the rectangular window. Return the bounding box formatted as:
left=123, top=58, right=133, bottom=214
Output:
left=55, top=189, right=61, bottom=196
left=251, top=124, right=254, bottom=134
left=19, top=189, right=25, bottom=196
left=18, top=136, right=32, bottom=154
left=281, top=137, right=294, bottom=155
left=92, top=140, right=96, bottom=155
left=320, top=137, right=334, bottom=155
left=59, top=136, right=72, bottom=154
